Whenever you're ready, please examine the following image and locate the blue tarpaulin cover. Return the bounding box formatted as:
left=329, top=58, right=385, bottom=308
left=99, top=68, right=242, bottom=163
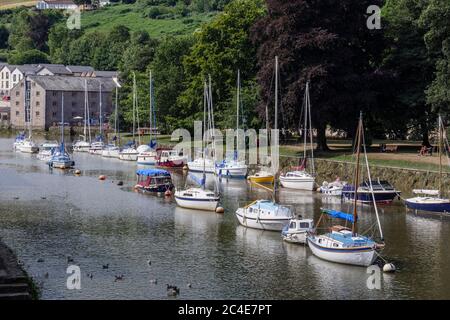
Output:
left=322, top=208, right=355, bottom=223
left=136, top=169, right=170, bottom=176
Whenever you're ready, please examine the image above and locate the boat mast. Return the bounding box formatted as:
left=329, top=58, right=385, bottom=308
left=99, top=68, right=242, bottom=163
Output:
left=135, top=74, right=141, bottom=146
left=83, top=79, right=87, bottom=142
left=307, top=82, right=315, bottom=175
left=61, top=93, right=65, bottom=151
left=99, top=82, right=102, bottom=141
left=274, top=56, right=278, bottom=143
left=149, top=70, right=153, bottom=147
left=352, top=112, right=363, bottom=235
left=86, top=80, right=91, bottom=143
left=115, top=85, right=118, bottom=144
left=202, top=80, right=207, bottom=189
left=236, top=69, right=240, bottom=160
left=132, top=72, right=136, bottom=144
left=303, top=82, right=308, bottom=160
left=439, top=114, right=442, bottom=197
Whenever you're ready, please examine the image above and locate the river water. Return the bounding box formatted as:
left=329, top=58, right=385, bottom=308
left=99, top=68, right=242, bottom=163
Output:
left=0, top=136, right=450, bottom=299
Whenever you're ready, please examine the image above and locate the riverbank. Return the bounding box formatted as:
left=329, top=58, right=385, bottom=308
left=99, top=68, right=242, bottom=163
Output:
left=0, top=240, right=37, bottom=300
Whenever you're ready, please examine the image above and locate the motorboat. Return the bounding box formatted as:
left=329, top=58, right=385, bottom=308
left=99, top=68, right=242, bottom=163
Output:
left=281, top=217, right=314, bottom=244
left=319, top=178, right=346, bottom=196
left=134, top=169, right=174, bottom=193
left=235, top=199, right=293, bottom=231
left=19, top=138, right=39, bottom=153
left=342, top=179, right=400, bottom=204
left=37, top=141, right=58, bottom=161
left=174, top=187, right=220, bottom=211
left=137, top=149, right=157, bottom=165
left=279, top=170, right=315, bottom=190
left=157, top=148, right=187, bottom=168
left=247, top=168, right=274, bottom=184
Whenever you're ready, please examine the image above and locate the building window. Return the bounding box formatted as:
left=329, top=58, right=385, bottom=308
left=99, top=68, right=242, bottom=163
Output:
left=13, top=75, right=16, bottom=82
left=36, top=102, right=40, bottom=106
left=72, top=112, right=77, bottom=117
left=15, top=101, right=19, bottom=106
left=72, top=92, right=76, bottom=97
left=36, top=91, right=40, bottom=96
left=52, top=111, right=57, bottom=117
left=52, top=101, right=57, bottom=106
left=5, top=73, right=8, bottom=79
left=36, top=111, right=40, bottom=116
left=6, top=81, right=8, bottom=88
left=53, top=91, right=57, bottom=96
left=16, top=91, right=19, bottom=96
left=21, top=83, right=24, bottom=87
left=16, top=111, right=19, bottom=116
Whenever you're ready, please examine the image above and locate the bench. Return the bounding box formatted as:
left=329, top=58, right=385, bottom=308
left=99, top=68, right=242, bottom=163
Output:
left=384, top=145, right=398, bottom=153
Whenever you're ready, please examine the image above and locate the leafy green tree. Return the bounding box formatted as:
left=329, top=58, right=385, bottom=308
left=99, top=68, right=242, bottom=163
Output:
left=150, top=36, right=194, bottom=132
left=419, top=0, right=450, bottom=117
left=383, top=0, right=436, bottom=145
left=8, top=49, right=49, bottom=64
left=0, top=25, right=8, bottom=49
left=178, top=0, right=266, bottom=131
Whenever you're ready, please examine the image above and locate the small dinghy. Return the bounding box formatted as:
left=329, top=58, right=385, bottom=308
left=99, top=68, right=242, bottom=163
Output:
left=319, top=178, right=346, bottom=196
left=281, top=216, right=314, bottom=244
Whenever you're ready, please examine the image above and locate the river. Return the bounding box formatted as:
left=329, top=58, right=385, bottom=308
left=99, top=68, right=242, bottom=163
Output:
left=1, top=136, right=450, bottom=299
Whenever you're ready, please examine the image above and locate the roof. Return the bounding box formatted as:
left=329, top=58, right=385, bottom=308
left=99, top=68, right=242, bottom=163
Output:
left=93, top=71, right=119, bottom=78
left=37, top=64, right=72, bottom=75
left=27, top=75, right=118, bottom=92
left=40, top=0, right=77, bottom=4
left=14, top=64, right=40, bottom=75
left=66, top=65, right=95, bottom=73
left=136, top=169, right=171, bottom=177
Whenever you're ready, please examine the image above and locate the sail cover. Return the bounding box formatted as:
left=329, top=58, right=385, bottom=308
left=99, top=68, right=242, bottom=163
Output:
left=188, top=173, right=206, bottom=188
left=322, top=208, right=354, bottom=223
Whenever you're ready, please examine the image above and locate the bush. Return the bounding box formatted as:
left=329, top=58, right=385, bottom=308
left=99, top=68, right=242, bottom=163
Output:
left=8, top=49, right=49, bottom=65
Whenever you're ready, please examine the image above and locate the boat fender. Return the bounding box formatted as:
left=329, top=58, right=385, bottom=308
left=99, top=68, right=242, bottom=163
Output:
left=183, top=165, right=188, bottom=171
left=383, top=263, right=396, bottom=273
left=215, top=207, right=224, bottom=214
left=74, top=170, right=81, bottom=175
left=164, top=190, right=172, bottom=197
left=117, top=181, right=124, bottom=186
left=99, top=175, right=106, bottom=180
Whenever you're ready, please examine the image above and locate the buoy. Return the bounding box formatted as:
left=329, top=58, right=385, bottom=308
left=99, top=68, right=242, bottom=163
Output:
left=165, top=190, right=172, bottom=197
left=117, top=181, right=123, bottom=186
left=183, top=165, right=188, bottom=171
left=74, top=169, right=81, bottom=175
left=215, top=206, right=225, bottom=214
left=383, top=263, right=396, bottom=273
left=99, top=175, right=106, bottom=181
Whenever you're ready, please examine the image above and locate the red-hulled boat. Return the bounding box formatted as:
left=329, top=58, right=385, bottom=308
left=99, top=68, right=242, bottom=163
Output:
left=156, top=148, right=187, bottom=168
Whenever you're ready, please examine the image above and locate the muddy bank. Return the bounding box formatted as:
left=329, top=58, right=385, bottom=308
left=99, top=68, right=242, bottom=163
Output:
left=0, top=240, right=37, bottom=300
left=279, top=156, right=450, bottom=195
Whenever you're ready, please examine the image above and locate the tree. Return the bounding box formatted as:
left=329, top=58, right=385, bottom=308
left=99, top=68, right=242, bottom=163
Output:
left=0, top=25, right=8, bottom=49
left=8, top=49, right=49, bottom=64
left=150, top=36, right=194, bottom=132
left=178, top=0, right=266, bottom=131
left=252, top=0, right=385, bottom=150
left=419, top=0, right=450, bottom=117
left=382, top=0, right=436, bottom=145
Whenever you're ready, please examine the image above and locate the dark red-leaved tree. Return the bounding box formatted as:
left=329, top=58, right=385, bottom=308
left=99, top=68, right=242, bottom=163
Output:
left=251, top=0, right=385, bottom=150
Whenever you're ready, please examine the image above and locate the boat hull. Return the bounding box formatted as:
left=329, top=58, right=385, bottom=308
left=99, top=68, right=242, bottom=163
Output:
left=20, top=145, right=39, bottom=153
left=119, top=153, right=138, bottom=161
left=248, top=175, right=274, bottom=184
left=279, top=177, right=315, bottom=190
left=174, top=196, right=219, bottom=211
left=187, top=162, right=215, bottom=173
left=137, top=155, right=157, bottom=165
left=235, top=211, right=290, bottom=231
left=405, top=197, right=450, bottom=213
left=216, top=166, right=247, bottom=179
left=50, top=160, right=74, bottom=169
left=102, top=149, right=120, bottom=158
left=282, top=231, right=308, bottom=244
left=135, top=184, right=173, bottom=193
left=157, top=160, right=185, bottom=168
left=342, top=190, right=399, bottom=204
left=307, top=237, right=377, bottom=267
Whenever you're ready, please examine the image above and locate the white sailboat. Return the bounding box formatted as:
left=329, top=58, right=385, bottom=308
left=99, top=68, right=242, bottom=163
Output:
left=405, top=115, right=450, bottom=213
left=102, top=85, right=121, bottom=158
left=120, top=73, right=139, bottom=161
left=19, top=89, right=39, bottom=153
left=280, top=81, right=316, bottom=190
left=73, top=80, right=92, bottom=152
left=175, top=78, right=220, bottom=211
left=307, top=112, right=385, bottom=267
left=37, top=140, right=59, bottom=161
left=48, top=93, right=75, bottom=169
left=137, top=71, right=158, bottom=165
left=89, top=82, right=105, bottom=155
left=215, top=71, right=248, bottom=179
left=235, top=200, right=294, bottom=231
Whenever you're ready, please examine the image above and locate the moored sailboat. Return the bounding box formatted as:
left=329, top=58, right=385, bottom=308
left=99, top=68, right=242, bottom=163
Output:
left=405, top=115, right=450, bottom=213
left=73, top=79, right=92, bottom=152
left=307, top=112, right=384, bottom=267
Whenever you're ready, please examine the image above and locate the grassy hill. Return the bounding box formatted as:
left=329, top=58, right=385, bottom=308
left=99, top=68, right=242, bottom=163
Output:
left=81, top=4, right=217, bottom=38
left=0, top=0, right=36, bottom=10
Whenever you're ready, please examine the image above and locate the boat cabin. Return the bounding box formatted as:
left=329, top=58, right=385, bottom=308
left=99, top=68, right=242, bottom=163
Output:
left=287, top=218, right=314, bottom=232
left=136, top=169, right=173, bottom=191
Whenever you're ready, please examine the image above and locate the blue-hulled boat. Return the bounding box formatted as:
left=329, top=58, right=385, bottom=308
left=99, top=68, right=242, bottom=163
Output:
left=134, top=169, right=174, bottom=193
left=342, top=179, right=400, bottom=204
left=405, top=116, right=450, bottom=213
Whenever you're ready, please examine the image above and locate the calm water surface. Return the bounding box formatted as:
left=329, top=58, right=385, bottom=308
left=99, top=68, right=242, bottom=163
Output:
left=1, top=136, right=450, bottom=299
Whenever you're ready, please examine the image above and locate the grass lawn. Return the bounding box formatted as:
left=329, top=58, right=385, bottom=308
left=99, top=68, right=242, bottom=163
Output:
left=81, top=4, right=217, bottom=38
left=0, top=0, right=36, bottom=9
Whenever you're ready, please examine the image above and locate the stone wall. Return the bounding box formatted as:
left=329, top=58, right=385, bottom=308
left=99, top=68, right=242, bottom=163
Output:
left=279, top=156, right=450, bottom=196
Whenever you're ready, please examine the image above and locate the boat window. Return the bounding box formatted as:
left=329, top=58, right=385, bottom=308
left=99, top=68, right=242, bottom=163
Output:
left=206, top=194, right=214, bottom=197
left=299, top=222, right=309, bottom=229
left=289, top=222, right=296, bottom=229
left=183, top=193, right=193, bottom=197
left=249, top=208, right=253, bottom=213
left=318, top=239, right=322, bottom=244
left=333, top=243, right=339, bottom=247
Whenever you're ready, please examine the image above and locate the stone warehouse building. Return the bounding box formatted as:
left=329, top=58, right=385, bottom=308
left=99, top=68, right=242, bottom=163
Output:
left=10, top=76, right=118, bottom=130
